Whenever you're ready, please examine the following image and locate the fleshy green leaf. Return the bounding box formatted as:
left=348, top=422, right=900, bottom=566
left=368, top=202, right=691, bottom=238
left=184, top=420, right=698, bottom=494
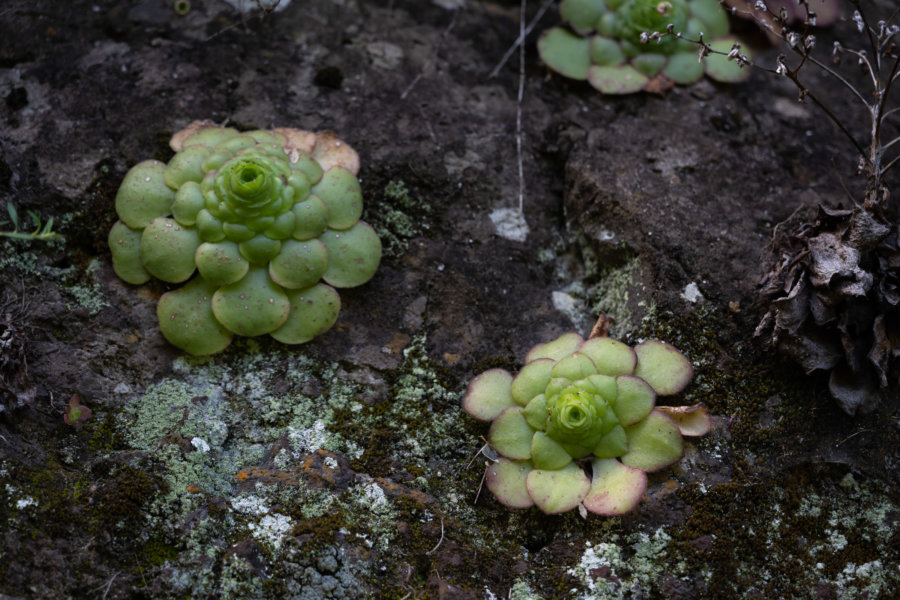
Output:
left=108, top=221, right=150, bottom=285
left=522, top=393, right=548, bottom=431
left=592, top=424, right=628, bottom=458
left=140, top=218, right=200, bottom=283
left=551, top=353, right=598, bottom=380
left=115, top=160, right=176, bottom=229
left=633, top=340, right=693, bottom=396
left=585, top=374, right=617, bottom=402
left=310, top=168, right=363, bottom=231
left=526, top=462, right=591, bottom=514
left=320, top=222, right=382, bottom=288
left=489, top=407, right=536, bottom=461
left=157, top=276, right=233, bottom=355
left=530, top=431, right=573, bottom=470
left=194, top=241, right=249, bottom=287
left=662, top=51, right=705, bottom=85
left=269, top=283, right=341, bottom=344
left=587, top=64, right=649, bottom=95
left=621, top=410, right=684, bottom=472
left=583, top=458, right=647, bottom=516
left=268, top=239, right=328, bottom=290
left=560, top=0, right=608, bottom=34
left=510, top=358, right=555, bottom=406
left=537, top=28, right=592, bottom=81
left=578, top=337, right=637, bottom=376
left=590, top=35, right=625, bottom=66
left=525, top=332, right=585, bottom=363
left=462, top=369, right=515, bottom=422
left=613, top=375, right=656, bottom=425
left=485, top=459, right=534, bottom=509
left=211, top=266, right=290, bottom=336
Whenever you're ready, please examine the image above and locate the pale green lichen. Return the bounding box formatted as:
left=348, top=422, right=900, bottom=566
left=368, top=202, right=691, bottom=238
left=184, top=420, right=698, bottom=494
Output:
left=63, top=258, right=109, bottom=315
left=567, top=529, right=677, bottom=599
left=366, top=179, right=432, bottom=258
left=585, top=257, right=646, bottom=337
left=508, top=579, right=544, bottom=600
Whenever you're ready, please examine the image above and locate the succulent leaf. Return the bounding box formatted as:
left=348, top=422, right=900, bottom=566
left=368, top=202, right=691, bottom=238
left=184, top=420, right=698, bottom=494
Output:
left=613, top=374, right=656, bottom=425
left=311, top=168, right=364, bottom=230
left=525, top=332, right=585, bottom=363
left=522, top=393, right=549, bottom=430
left=268, top=239, right=328, bottom=290
left=560, top=0, right=609, bottom=34
left=485, top=459, right=534, bottom=509
left=633, top=340, right=693, bottom=395
left=551, top=352, right=598, bottom=380
left=537, top=28, right=592, bottom=81
left=587, top=64, right=649, bottom=94
left=620, top=410, right=684, bottom=471
left=530, top=431, right=573, bottom=470
left=583, top=458, right=647, bottom=515
left=632, top=53, right=668, bottom=77
left=320, top=222, right=383, bottom=288
left=270, top=283, right=341, bottom=345
left=592, top=424, right=628, bottom=458
left=292, top=196, right=330, bottom=241
left=140, top=218, right=200, bottom=283
left=662, top=51, right=705, bottom=84
left=688, top=0, right=729, bottom=36
left=462, top=369, right=516, bottom=422
left=164, top=145, right=209, bottom=189
left=525, top=462, right=591, bottom=514
left=489, top=407, right=537, bottom=461
left=157, top=276, right=233, bottom=355
left=578, top=337, right=637, bottom=376
left=172, top=181, right=206, bottom=226
left=109, top=221, right=150, bottom=285
left=194, top=241, right=249, bottom=287
left=211, top=266, right=291, bottom=336
left=510, top=358, right=555, bottom=407
left=590, top=35, right=626, bottom=66
left=115, top=160, right=175, bottom=229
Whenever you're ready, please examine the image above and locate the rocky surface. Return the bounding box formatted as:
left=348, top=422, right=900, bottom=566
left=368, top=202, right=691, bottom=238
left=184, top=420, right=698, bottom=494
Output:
left=1, top=0, right=898, bottom=598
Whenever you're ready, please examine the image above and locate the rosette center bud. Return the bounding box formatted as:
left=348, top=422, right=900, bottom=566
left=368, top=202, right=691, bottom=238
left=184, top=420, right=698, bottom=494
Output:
left=552, top=390, right=599, bottom=437
left=227, top=159, right=276, bottom=204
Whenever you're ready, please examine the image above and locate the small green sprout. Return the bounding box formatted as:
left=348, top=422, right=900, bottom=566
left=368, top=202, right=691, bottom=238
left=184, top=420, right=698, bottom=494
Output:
left=463, top=326, right=710, bottom=515
left=63, top=395, right=92, bottom=430
left=0, top=202, right=61, bottom=241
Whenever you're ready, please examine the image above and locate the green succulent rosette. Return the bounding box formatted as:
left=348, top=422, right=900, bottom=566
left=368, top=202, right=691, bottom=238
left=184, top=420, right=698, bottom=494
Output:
left=109, top=121, right=381, bottom=355
left=462, top=331, right=711, bottom=515
left=538, top=0, right=750, bottom=94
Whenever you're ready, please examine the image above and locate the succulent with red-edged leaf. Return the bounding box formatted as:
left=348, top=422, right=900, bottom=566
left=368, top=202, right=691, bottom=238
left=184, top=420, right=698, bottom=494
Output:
left=463, top=330, right=710, bottom=515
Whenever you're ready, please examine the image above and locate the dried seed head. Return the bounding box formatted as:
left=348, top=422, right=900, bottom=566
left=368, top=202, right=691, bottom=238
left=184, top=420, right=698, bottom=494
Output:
left=775, top=55, right=788, bottom=76
left=853, top=10, right=864, bottom=33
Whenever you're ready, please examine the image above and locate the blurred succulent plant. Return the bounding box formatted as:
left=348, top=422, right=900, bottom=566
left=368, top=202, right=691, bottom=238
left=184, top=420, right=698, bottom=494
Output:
left=463, top=328, right=710, bottom=515
left=538, top=0, right=751, bottom=94
left=109, top=121, right=381, bottom=355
